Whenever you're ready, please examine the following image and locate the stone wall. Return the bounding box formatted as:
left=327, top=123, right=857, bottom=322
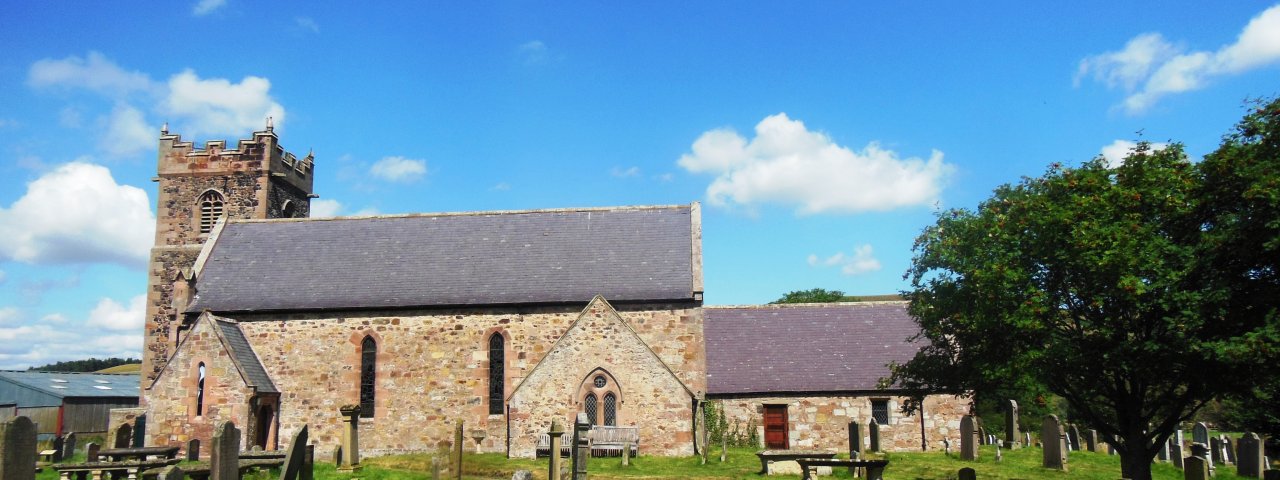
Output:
left=716, top=393, right=969, bottom=452
left=143, top=300, right=703, bottom=459
left=145, top=318, right=255, bottom=449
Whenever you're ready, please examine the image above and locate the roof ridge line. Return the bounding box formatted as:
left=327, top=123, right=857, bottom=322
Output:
left=231, top=203, right=693, bottom=224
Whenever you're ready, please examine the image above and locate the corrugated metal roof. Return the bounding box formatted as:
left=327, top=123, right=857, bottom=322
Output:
left=212, top=318, right=278, bottom=393
left=704, top=302, right=922, bottom=395
left=0, top=371, right=141, bottom=401
left=190, top=205, right=696, bottom=313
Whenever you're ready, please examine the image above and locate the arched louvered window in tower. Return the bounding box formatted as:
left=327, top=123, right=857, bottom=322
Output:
left=488, top=333, right=505, bottom=415
left=196, top=363, right=206, bottom=416
left=198, top=191, right=225, bottom=233
left=584, top=393, right=598, bottom=425
left=360, top=336, right=376, bottom=418
left=603, top=392, right=617, bottom=426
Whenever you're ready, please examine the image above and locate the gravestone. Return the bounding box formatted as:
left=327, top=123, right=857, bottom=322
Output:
left=1237, top=432, right=1264, bottom=479
left=85, top=442, right=99, bottom=462
left=210, top=421, right=240, bottom=480
left=454, top=420, right=464, bottom=480
left=278, top=425, right=309, bottom=480
left=1068, top=424, right=1081, bottom=451
left=62, top=432, right=76, bottom=461
left=1211, top=437, right=1225, bottom=464
left=1085, top=430, right=1098, bottom=452
left=133, top=415, right=146, bottom=448
left=1266, top=471, right=1280, bottom=480
left=1159, top=437, right=1171, bottom=462
left=1023, top=432, right=1031, bottom=447
left=1193, top=422, right=1209, bottom=445
left=1191, top=442, right=1214, bottom=475
left=338, top=405, right=361, bottom=471
left=572, top=413, right=590, bottom=480
left=157, top=465, right=185, bottom=480
left=332, top=446, right=341, bottom=467
left=868, top=418, right=881, bottom=452
left=51, top=434, right=64, bottom=462
left=1185, top=456, right=1210, bottom=480
left=848, top=421, right=862, bottom=459
left=978, top=426, right=987, bottom=446
left=1172, top=437, right=1185, bottom=469
left=1225, top=435, right=1237, bottom=465
left=114, top=423, right=132, bottom=448
left=1041, top=415, right=1067, bottom=471
left=512, top=471, right=533, bottom=480
left=187, top=438, right=200, bottom=461
left=302, top=445, right=315, bottom=480
left=958, top=467, right=976, bottom=480
left=960, top=415, right=979, bottom=460
left=0, top=416, right=36, bottom=480
left=1004, top=399, right=1019, bottom=449
left=547, top=419, right=565, bottom=480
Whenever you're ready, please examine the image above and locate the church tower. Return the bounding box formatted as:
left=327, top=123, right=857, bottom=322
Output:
left=140, top=120, right=315, bottom=383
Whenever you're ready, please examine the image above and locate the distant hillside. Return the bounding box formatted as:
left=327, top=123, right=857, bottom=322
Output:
left=27, top=357, right=140, bottom=373
left=96, top=363, right=142, bottom=374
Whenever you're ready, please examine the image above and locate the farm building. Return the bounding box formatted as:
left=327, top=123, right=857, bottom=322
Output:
left=0, top=371, right=140, bottom=438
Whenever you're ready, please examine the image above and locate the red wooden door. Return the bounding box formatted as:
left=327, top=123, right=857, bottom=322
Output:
left=763, top=404, right=789, bottom=449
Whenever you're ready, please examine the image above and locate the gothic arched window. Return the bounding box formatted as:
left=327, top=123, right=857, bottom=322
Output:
left=196, top=363, right=206, bottom=416
left=584, top=393, right=598, bottom=425
left=488, top=333, right=505, bottom=415
left=603, top=392, right=617, bottom=426
left=198, top=191, right=225, bottom=233
left=281, top=200, right=296, bottom=218
left=360, top=336, right=376, bottom=418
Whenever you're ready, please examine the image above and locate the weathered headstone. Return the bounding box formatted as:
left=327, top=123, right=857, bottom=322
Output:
left=454, top=420, right=464, bottom=480
left=278, top=425, right=309, bottom=480
left=332, top=446, right=342, bottom=467
left=85, top=442, right=99, bottom=462
left=114, top=423, right=132, bottom=448
left=1023, top=432, right=1031, bottom=447
left=572, top=413, right=589, bottom=480
left=1192, top=422, right=1209, bottom=445
left=1265, top=470, right=1280, bottom=480
left=1004, top=399, right=1019, bottom=449
left=512, top=471, right=533, bottom=480
left=1191, top=442, right=1214, bottom=475
left=868, top=418, right=881, bottom=452
left=960, top=415, right=979, bottom=461
left=1159, top=437, right=1171, bottom=462
left=1237, top=432, right=1264, bottom=479
left=1085, top=430, right=1098, bottom=453
left=1185, top=456, right=1210, bottom=480
left=302, top=445, right=314, bottom=480
left=978, top=426, right=988, bottom=446
left=210, top=421, right=240, bottom=480
left=848, top=421, right=862, bottom=459
left=51, top=434, right=64, bottom=462
left=1225, top=435, right=1238, bottom=465
left=0, top=416, right=36, bottom=480
left=1211, top=437, right=1225, bottom=464
left=338, top=405, right=361, bottom=471
left=1041, top=415, right=1067, bottom=471
left=133, top=415, right=146, bottom=448
left=1067, top=424, right=1081, bottom=451
left=1172, top=437, right=1185, bottom=469
left=958, top=467, right=976, bottom=480
left=547, top=419, right=565, bottom=480
left=62, top=432, right=76, bottom=461
left=157, top=465, right=185, bottom=480
left=187, top=438, right=200, bottom=461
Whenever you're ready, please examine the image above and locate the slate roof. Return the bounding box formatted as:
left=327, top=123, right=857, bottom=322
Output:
left=0, top=371, right=141, bottom=399
left=704, top=302, right=922, bottom=395
left=189, top=205, right=697, bottom=313
left=211, top=317, right=278, bottom=394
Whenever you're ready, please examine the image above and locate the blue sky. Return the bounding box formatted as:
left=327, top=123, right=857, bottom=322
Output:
left=1, top=1, right=1278, bottom=369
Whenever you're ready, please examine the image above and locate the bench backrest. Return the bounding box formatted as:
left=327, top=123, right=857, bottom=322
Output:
left=590, top=426, right=639, bottom=444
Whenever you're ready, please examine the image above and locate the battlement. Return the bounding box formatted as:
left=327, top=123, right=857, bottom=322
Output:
left=157, top=120, right=313, bottom=192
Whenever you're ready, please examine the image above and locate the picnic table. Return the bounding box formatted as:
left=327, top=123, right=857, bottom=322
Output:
left=53, top=458, right=178, bottom=480
left=755, top=450, right=837, bottom=475
left=95, top=446, right=180, bottom=462
left=796, top=458, right=890, bottom=480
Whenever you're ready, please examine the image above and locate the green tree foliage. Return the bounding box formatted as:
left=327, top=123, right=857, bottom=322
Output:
left=27, top=357, right=140, bottom=372
left=770, top=288, right=856, bottom=304
left=889, top=98, right=1280, bottom=480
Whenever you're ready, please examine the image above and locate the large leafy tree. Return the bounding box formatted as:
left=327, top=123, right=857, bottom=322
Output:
left=891, top=100, right=1280, bottom=480
left=770, top=288, right=851, bottom=304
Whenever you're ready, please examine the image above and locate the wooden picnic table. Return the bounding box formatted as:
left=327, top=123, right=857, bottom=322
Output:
left=53, top=458, right=178, bottom=480
left=796, top=458, right=890, bottom=480
left=95, top=446, right=180, bottom=462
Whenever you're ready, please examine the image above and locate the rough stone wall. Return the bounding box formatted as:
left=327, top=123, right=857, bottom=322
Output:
left=145, top=318, right=254, bottom=449
left=508, top=297, right=696, bottom=458
left=191, top=300, right=704, bottom=459
left=267, top=180, right=310, bottom=218
left=141, top=247, right=201, bottom=383
left=106, top=408, right=147, bottom=448
left=717, top=394, right=969, bottom=452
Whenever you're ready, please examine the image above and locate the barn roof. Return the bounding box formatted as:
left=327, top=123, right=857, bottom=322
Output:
left=0, top=371, right=140, bottom=401
left=703, top=302, right=922, bottom=395
left=189, top=204, right=699, bottom=313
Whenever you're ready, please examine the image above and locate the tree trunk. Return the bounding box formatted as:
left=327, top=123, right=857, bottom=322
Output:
left=1117, top=426, right=1155, bottom=480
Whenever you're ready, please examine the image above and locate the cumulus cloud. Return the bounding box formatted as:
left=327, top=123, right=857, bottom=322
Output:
left=27, top=51, right=155, bottom=97
left=0, top=323, right=140, bottom=368
left=808, top=244, right=883, bottom=276
left=0, top=162, right=155, bottom=267
left=87, top=295, right=145, bottom=331
left=1077, top=5, right=1280, bottom=114
left=369, top=156, right=428, bottom=182
left=0, top=307, right=18, bottom=326
left=162, top=69, right=285, bottom=138
left=101, top=103, right=154, bottom=157
left=295, top=17, right=320, bottom=33
left=192, top=0, right=226, bottom=16
left=678, top=113, right=952, bottom=214
left=1099, top=139, right=1171, bottom=168
left=309, top=199, right=378, bottom=218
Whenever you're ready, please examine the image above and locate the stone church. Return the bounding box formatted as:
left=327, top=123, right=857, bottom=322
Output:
left=134, top=125, right=967, bottom=459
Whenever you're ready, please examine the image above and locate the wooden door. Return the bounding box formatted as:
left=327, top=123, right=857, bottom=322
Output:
left=763, top=405, right=789, bottom=449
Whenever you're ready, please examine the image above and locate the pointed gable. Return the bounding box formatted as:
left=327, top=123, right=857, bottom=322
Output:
left=150, top=312, right=276, bottom=394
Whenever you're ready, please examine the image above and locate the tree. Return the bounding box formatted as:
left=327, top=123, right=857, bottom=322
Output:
left=28, top=357, right=140, bottom=372
left=771, top=288, right=853, bottom=304
left=890, top=99, right=1280, bottom=480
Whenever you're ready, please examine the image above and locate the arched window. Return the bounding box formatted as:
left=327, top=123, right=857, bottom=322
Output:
left=603, top=392, right=617, bottom=426
left=488, top=333, right=505, bottom=415
left=281, top=200, right=296, bottom=218
left=360, top=336, right=376, bottom=418
left=196, top=363, right=206, bottom=416
left=584, top=393, right=598, bottom=425
left=198, top=191, right=225, bottom=233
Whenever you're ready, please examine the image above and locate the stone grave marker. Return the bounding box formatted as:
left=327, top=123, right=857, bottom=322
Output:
left=51, top=434, right=64, bottom=462
left=85, top=442, right=99, bottom=462
left=454, top=420, right=464, bottom=480
left=1193, top=422, right=1209, bottom=445
left=1004, top=399, right=1019, bottom=449
left=1068, top=424, right=1081, bottom=451
left=1226, top=435, right=1238, bottom=465
left=1085, top=430, right=1098, bottom=452
left=547, top=419, right=565, bottom=480
left=338, top=405, right=361, bottom=471
left=978, top=425, right=987, bottom=446
left=1185, top=456, right=1210, bottom=480
left=0, top=416, right=36, bottom=480
left=1041, top=415, right=1067, bottom=471
left=512, top=471, right=533, bottom=480
left=187, top=438, right=200, bottom=461
left=958, top=467, right=976, bottom=480
left=848, top=421, right=862, bottom=459
left=572, top=413, right=590, bottom=480
left=960, top=415, right=979, bottom=460
left=62, top=432, right=76, bottom=461
left=868, top=418, right=881, bottom=452
left=1266, top=471, right=1280, bottom=480
left=1172, top=437, right=1185, bottom=469
left=1191, top=442, right=1214, bottom=476
left=210, top=421, right=240, bottom=480
left=302, top=445, right=315, bottom=480
left=1158, top=437, right=1171, bottom=462
left=1211, top=437, right=1225, bottom=464
left=278, top=425, right=309, bottom=480
left=157, top=465, right=185, bottom=480
left=1023, top=432, right=1031, bottom=447
left=1237, top=432, right=1264, bottom=479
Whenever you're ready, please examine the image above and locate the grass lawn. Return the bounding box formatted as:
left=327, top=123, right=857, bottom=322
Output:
left=35, top=444, right=1270, bottom=479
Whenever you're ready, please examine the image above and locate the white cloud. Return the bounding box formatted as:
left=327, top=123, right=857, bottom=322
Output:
left=100, top=103, right=154, bottom=158
left=808, top=244, right=882, bottom=276
left=678, top=113, right=952, bottom=214
left=162, top=69, right=285, bottom=138
left=40, top=313, right=68, bottom=324
left=192, top=0, right=226, bottom=16
left=295, top=17, right=320, bottom=33
left=310, top=199, right=342, bottom=218
left=491, top=182, right=511, bottom=191
left=1077, top=5, right=1280, bottom=114
left=0, top=162, right=155, bottom=267
left=27, top=51, right=155, bottom=97
left=370, top=156, right=428, bottom=182
left=519, top=40, right=549, bottom=65
left=1099, top=139, right=1171, bottom=168
left=87, top=295, right=145, bottom=331
left=0, top=307, right=18, bottom=326
left=611, top=166, right=641, bottom=178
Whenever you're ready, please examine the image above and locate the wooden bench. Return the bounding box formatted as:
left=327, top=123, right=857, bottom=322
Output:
left=53, top=458, right=178, bottom=480
left=589, top=426, right=638, bottom=457
left=796, top=458, right=890, bottom=480
left=535, top=434, right=572, bottom=458
left=755, top=450, right=837, bottom=475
